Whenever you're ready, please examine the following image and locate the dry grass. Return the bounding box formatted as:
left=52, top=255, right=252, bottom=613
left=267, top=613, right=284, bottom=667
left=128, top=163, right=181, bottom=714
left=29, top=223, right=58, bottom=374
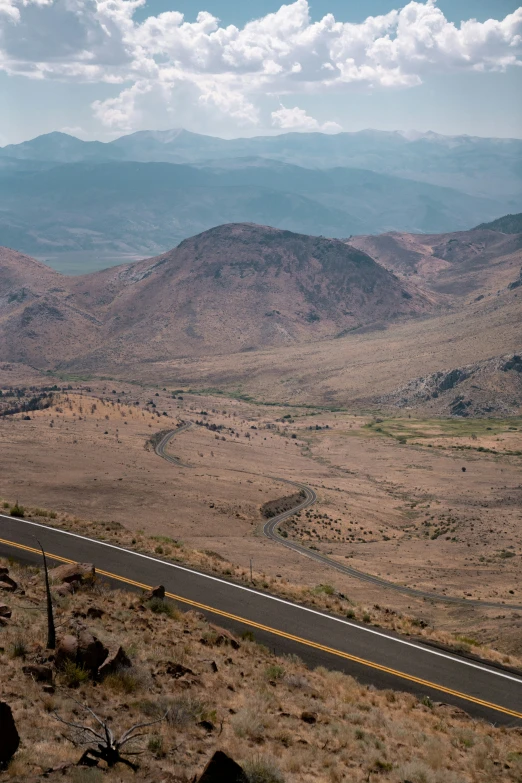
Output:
left=1, top=557, right=521, bottom=783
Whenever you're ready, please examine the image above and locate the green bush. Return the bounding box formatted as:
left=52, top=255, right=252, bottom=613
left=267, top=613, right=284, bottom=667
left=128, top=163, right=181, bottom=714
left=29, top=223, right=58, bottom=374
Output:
left=61, top=660, right=89, bottom=688
left=145, top=597, right=176, bottom=617
left=264, top=664, right=285, bottom=681
left=10, top=503, right=25, bottom=518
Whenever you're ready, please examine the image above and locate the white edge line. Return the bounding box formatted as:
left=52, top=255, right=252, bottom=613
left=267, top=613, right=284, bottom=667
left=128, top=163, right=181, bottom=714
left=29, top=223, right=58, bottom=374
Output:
left=2, top=513, right=522, bottom=686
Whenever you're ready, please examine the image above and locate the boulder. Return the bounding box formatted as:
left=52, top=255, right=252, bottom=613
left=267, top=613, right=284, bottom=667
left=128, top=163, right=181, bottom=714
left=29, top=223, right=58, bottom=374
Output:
left=164, top=662, right=195, bottom=679
left=0, top=574, right=17, bottom=592
left=55, top=635, right=79, bottom=668
left=197, top=750, right=248, bottom=783
left=77, top=630, right=108, bottom=675
left=208, top=624, right=240, bottom=650
left=145, top=585, right=165, bottom=600
left=98, top=646, right=132, bottom=679
left=0, top=702, right=20, bottom=768
left=51, top=563, right=95, bottom=585
left=0, top=605, right=12, bottom=619
left=22, top=664, right=53, bottom=684
left=301, top=711, right=317, bottom=724
left=54, top=583, right=75, bottom=598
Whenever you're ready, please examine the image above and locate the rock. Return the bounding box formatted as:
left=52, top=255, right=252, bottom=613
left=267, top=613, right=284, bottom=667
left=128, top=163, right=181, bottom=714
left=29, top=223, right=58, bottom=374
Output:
left=210, top=661, right=218, bottom=673
left=0, top=567, right=8, bottom=576
left=0, top=605, right=12, bottom=619
left=0, top=575, right=17, bottom=592
left=86, top=606, right=105, bottom=619
left=197, top=750, right=248, bottom=783
left=50, top=563, right=95, bottom=585
left=54, top=582, right=75, bottom=597
left=301, top=711, right=317, bottom=724
left=98, top=646, right=132, bottom=678
left=145, top=585, right=165, bottom=600
left=208, top=624, right=241, bottom=650
left=0, top=702, right=20, bottom=768
left=164, top=662, right=195, bottom=679
left=197, top=720, right=215, bottom=732
left=55, top=635, right=79, bottom=668
left=42, top=685, right=55, bottom=694
left=77, top=630, right=108, bottom=675
left=22, top=664, right=53, bottom=683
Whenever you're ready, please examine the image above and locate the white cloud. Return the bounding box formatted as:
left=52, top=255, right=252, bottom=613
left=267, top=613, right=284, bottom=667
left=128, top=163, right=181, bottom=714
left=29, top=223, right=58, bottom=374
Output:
left=271, top=104, right=341, bottom=132
left=0, top=0, right=521, bottom=132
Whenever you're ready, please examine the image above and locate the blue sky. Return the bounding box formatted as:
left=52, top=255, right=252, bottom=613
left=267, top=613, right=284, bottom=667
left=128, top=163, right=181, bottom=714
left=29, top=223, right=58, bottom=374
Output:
left=1, top=0, right=521, bottom=144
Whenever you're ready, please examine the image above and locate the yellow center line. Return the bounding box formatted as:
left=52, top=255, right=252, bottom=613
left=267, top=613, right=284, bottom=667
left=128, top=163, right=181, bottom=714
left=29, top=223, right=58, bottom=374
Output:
left=1, top=536, right=521, bottom=721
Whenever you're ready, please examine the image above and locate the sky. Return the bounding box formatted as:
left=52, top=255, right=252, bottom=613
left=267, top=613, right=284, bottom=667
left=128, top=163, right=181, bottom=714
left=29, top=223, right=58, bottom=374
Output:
left=1, top=0, right=521, bottom=144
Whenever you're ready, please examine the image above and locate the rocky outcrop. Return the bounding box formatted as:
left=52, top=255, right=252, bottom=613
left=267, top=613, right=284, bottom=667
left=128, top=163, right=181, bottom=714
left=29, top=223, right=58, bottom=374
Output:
left=56, top=628, right=131, bottom=680
left=377, top=353, right=522, bottom=417
left=98, top=647, right=132, bottom=679
left=51, top=562, right=95, bottom=585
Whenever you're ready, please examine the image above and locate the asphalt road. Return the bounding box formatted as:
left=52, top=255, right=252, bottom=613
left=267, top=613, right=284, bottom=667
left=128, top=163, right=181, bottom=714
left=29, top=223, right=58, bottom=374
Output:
left=1, top=513, right=521, bottom=726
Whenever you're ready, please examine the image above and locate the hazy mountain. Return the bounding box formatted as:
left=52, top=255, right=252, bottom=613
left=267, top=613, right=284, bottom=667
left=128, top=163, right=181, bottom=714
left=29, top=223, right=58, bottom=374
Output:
left=0, top=223, right=433, bottom=369
left=2, top=129, right=521, bottom=199
left=0, top=131, right=124, bottom=163
left=0, top=159, right=509, bottom=270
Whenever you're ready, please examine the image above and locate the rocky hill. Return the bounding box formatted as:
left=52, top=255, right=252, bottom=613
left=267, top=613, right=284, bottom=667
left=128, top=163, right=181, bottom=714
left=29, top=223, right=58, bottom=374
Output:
left=377, top=354, right=522, bottom=417
left=348, top=226, right=522, bottom=299
left=0, top=224, right=433, bottom=370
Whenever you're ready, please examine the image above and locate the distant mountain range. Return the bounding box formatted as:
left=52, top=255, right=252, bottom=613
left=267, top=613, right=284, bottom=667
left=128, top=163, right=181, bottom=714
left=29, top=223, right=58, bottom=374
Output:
left=0, top=129, right=521, bottom=272
left=2, top=128, right=521, bottom=197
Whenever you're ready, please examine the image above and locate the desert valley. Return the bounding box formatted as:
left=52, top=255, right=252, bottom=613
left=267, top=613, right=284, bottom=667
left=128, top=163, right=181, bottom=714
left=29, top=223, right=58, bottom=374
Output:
left=1, top=11, right=522, bottom=774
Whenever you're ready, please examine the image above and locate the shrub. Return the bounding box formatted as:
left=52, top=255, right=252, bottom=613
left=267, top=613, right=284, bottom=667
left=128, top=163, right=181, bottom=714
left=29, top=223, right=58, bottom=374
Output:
left=60, top=661, right=89, bottom=688
left=231, top=707, right=266, bottom=741
left=167, top=696, right=206, bottom=728
left=103, top=667, right=141, bottom=694
left=243, top=756, right=285, bottom=783
left=265, top=664, right=285, bottom=681
left=314, top=584, right=335, bottom=596
left=145, top=597, right=177, bottom=617
left=10, top=503, right=25, bottom=518
left=11, top=637, right=28, bottom=659
left=147, top=734, right=165, bottom=758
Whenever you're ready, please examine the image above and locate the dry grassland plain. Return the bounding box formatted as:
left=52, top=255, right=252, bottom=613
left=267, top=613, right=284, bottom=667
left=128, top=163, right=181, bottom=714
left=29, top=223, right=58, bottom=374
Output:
left=1, top=365, right=521, bottom=665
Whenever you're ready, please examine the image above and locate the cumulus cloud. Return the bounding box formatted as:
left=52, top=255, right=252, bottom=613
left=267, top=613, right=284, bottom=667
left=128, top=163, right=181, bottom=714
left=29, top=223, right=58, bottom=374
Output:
left=271, top=105, right=341, bottom=132
left=0, top=0, right=521, bottom=131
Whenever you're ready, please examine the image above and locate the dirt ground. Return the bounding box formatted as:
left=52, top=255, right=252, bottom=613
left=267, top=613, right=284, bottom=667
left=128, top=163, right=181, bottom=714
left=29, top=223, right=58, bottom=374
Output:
left=0, top=368, right=521, bottom=659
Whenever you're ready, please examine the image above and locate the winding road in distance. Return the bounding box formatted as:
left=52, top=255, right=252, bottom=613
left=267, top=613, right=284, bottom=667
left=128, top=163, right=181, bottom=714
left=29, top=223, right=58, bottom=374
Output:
left=159, top=424, right=522, bottom=612
left=1, top=425, right=522, bottom=726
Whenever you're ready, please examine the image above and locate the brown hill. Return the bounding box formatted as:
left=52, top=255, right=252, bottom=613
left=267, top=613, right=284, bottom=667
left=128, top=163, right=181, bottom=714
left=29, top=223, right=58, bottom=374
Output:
left=0, top=224, right=434, bottom=369
left=348, top=228, right=522, bottom=299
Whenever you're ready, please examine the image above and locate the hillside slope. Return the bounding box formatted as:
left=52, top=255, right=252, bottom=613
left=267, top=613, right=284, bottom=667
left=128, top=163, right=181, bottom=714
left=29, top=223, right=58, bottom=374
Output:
left=0, top=224, right=433, bottom=369
left=348, top=228, right=522, bottom=298
left=476, top=212, right=522, bottom=234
